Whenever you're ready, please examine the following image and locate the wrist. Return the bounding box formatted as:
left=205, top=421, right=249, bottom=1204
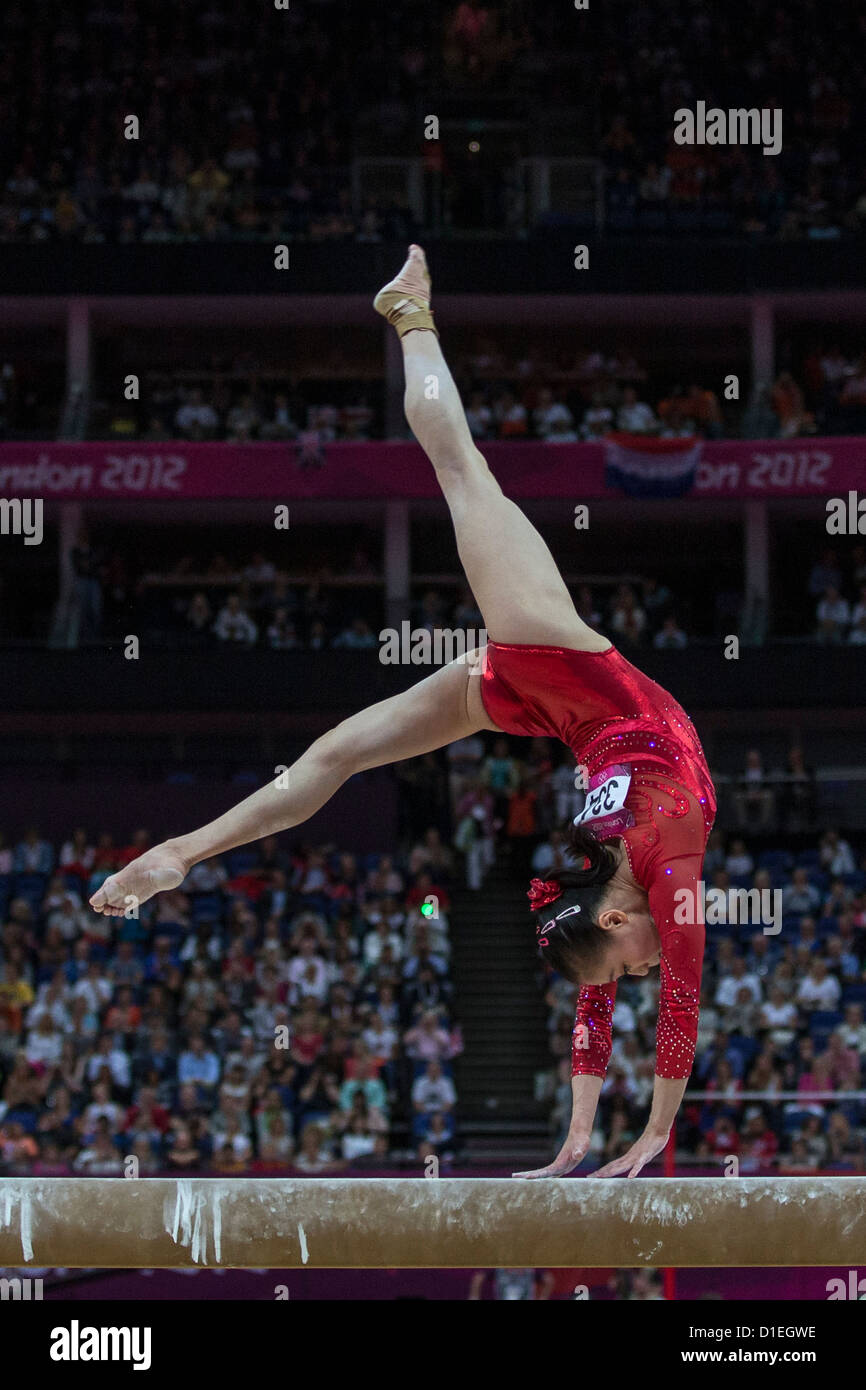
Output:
left=165, top=836, right=195, bottom=875
left=645, top=1121, right=671, bottom=1141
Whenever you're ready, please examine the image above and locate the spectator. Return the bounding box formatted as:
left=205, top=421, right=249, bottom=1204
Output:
left=819, top=829, right=857, bottom=876
left=652, top=615, right=687, bottom=649
left=175, top=388, right=219, bottom=438
left=332, top=617, right=377, bottom=649
left=734, top=749, right=774, bottom=830
left=411, top=1059, right=457, bottom=1116
left=178, top=1035, right=221, bottom=1089
left=608, top=585, right=646, bottom=648
left=404, top=1009, right=454, bottom=1064
left=782, top=868, right=821, bottom=917
left=13, top=826, right=54, bottom=874
left=213, top=593, right=258, bottom=645
left=816, top=585, right=850, bottom=643
left=615, top=386, right=656, bottom=434
left=796, top=959, right=842, bottom=1012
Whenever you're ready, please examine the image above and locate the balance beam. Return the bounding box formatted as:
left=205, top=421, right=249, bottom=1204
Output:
left=1, top=1177, right=864, bottom=1269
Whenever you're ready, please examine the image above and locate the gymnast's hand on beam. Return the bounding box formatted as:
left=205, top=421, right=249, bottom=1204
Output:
left=512, top=1129, right=592, bottom=1179
left=590, top=1127, right=670, bottom=1179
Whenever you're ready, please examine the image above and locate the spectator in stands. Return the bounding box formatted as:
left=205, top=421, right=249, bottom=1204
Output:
left=408, top=827, right=455, bottom=880
left=213, top=593, right=258, bottom=645
left=481, top=737, right=520, bottom=828
left=178, top=1035, right=221, bottom=1090
left=779, top=746, right=817, bottom=833
left=261, top=393, right=297, bottom=440
left=226, top=394, right=261, bottom=441
left=837, top=1004, right=866, bottom=1055
left=492, top=389, right=528, bottom=438
left=183, top=591, right=213, bottom=644
left=796, top=959, right=842, bottom=1012
left=267, top=607, right=300, bottom=650
left=782, top=867, right=822, bottom=916
left=819, top=829, right=857, bottom=876
left=615, top=386, right=656, bottom=434
left=465, top=390, right=493, bottom=439
left=412, top=1058, right=457, bottom=1120
left=816, top=584, right=850, bottom=642
left=417, top=1109, right=455, bottom=1161
left=652, top=615, right=687, bottom=649
left=339, top=1057, right=388, bottom=1121
left=724, top=838, right=755, bottom=877
left=175, top=388, right=219, bottom=439
left=293, top=1122, right=339, bottom=1173
left=741, top=382, right=779, bottom=438
left=332, top=617, right=377, bottom=649
left=734, top=749, right=775, bottom=830
left=758, top=985, right=800, bottom=1049
left=608, top=584, right=646, bottom=648
left=808, top=549, right=844, bottom=598
left=533, top=388, right=575, bottom=439
left=640, top=577, right=673, bottom=633
left=580, top=393, right=615, bottom=441
left=404, top=1009, right=454, bottom=1064
left=13, top=826, right=54, bottom=874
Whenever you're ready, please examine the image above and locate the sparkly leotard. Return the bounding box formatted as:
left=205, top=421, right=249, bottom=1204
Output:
left=479, top=641, right=716, bottom=1080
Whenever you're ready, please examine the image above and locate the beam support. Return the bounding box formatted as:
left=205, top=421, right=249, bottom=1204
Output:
left=1, top=1177, right=865, bottom=1269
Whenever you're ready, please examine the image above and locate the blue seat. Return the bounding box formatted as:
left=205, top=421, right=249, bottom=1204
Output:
left=809, top=1010, right=843, bottom=1034
left=703, top=208, right=735, bottom=233
left=782, top=1110, right=819, bottom=1133
left=730, top=873, right=754, bottom=891
left=13, top=872, right=48, bottom=899
left=225, top=850, right=258, bottom=875
left=637, top=207, right=667, bottom=233
left=727, top=1036, right=759, bottom=1068
left=191, top=893, right=223, bottom=921
left=607, top=210, right=638, bottom=234
left=669, top=208, right=702, bottom=233
left=841, top=983, right=866, bottom=1004
left=796, top=850, right=821, bottom=869
left=758, top=850, right=793, bottom=873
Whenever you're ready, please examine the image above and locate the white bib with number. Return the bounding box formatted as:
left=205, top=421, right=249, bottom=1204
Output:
left=573, top=766, right=632, bottom=829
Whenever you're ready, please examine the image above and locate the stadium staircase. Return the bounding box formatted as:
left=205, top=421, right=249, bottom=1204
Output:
left=449, top=855, right=555, bottom=1167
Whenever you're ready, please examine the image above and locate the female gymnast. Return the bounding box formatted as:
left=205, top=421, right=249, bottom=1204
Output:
left=90, top=246, right=716, bottom=1179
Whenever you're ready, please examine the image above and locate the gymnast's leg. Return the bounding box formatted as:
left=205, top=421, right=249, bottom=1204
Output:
left=376, top=245, right=611, bottom=653
left=89, top=648, right=497, bottom=915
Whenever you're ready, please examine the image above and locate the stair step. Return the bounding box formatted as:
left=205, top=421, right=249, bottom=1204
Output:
left=445, top=851, right=555, bottom=1146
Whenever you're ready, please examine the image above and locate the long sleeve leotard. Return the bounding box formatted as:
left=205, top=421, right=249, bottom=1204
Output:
left=478, top=640, right=716, bottom=1081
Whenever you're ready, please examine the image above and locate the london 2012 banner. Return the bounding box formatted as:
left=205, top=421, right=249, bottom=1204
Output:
left=0, top=437, right=863, bottom=500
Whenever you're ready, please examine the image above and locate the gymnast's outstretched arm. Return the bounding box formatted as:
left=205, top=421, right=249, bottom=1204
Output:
left=89, top=650, right=496, bottom=915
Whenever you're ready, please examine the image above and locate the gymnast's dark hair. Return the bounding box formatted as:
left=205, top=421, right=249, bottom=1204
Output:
left=529, top=823, right=620, bottom=982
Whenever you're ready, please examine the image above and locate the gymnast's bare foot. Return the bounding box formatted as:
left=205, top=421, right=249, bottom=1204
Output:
left=89, top=842, right=188, bottom=916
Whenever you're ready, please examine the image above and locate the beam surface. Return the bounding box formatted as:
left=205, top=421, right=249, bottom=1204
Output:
left=1, top=1177, right=865, bottom=1269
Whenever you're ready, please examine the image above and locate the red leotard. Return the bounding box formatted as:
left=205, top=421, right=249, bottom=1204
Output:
left=479, top=640, right=716, bottom=1080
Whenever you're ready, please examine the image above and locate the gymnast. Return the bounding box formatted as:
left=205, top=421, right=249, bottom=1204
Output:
left=90, top=246, right=716, bottom=1179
